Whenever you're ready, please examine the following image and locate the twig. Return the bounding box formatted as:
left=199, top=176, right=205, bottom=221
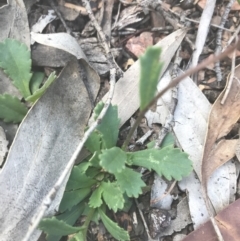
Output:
left=122, top=40, right=240, bottom=150
left=64, top=2, right=88, bottom=15
left=191, top=0, right=216, bottom=72
left=112, top=1, right=121, bottom=30
left=150, top=180, right=177, bottom=205
left=50, top=1, right=71, bottom=34
left=222, top=23, right=240, bottom=52
left=210, top=217, right=225, bottom=241
left=215, top=0, right=235, bottom=82
left=22, top=68, right=116, bottom=241
left=82, top=0, right=121, bottom=75
left=134, top=199, right=156, bottom=241
left=136, top=130, right=153, bottom=145
left=221, top=37, right=237, bottom=104
left=169, top=9, right=234, bottom=33
left=155, top=48, right=181, bottom=148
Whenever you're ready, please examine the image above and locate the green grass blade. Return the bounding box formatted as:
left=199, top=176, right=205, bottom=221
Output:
left=139, top=47, right=163, bottom=110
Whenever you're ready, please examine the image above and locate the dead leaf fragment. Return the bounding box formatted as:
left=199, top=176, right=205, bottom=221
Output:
left=125, top=32, right=153, bottom=58
left=201, top=66, right=240, bottom=187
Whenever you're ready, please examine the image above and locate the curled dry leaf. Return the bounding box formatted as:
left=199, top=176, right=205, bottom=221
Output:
left=201, top=65, right=240, bottom=189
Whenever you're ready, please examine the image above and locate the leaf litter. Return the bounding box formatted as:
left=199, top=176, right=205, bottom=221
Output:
left=1, top=1, right=239, bottom=240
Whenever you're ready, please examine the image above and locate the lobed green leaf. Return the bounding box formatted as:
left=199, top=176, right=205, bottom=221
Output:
left=89, top=151, right=101, bottom=168
left=45, top=204, right=85, bottom=241
left=101, top=181, right=124, bottom=212
left=89, top=186, right=104, bottom=208
left=96, top=104, right=120, bottom=149
left=59, top=188, right=91, bottom=212
left=99, top=147, right=126, bottom=174
left=161, top=133, right=175, bottom=148
left=129, top=146, right=192, bottom=181
left=139, top=46, right=163, bottom=110
left=0, top=94, right=28, bottom=123
left=98, top=208, right=130, bottom=241
left=65, top=164, right=97, bottom=191
left=93, top=101, right=104, bottom=120
left=39, top=217, right=82, bottom=236
left=114, top=167, right=145, bottom=198
left=0, top=39, right=32, bottom=98
left=85, top=131, right=101, bottom=153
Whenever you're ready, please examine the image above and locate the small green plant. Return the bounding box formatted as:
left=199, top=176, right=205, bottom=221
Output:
left=39, top=47, right=193, bottom=241
left=0, top=38, right=56, bottom=123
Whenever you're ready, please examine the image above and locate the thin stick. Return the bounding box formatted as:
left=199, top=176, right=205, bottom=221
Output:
left=222, top=24, right=240, bottom=52
left=134, top=199, right=155, bottom=241
left=82, top=0, right=121, bottom=74
left=64, top=2, right=88, bottom=15
left=22, top=69, right=116, bottom=241
left=50, top=2, right=71, bottom=34
left=221, top=37, right=237, bottom=104
left=150, top=180, right=177, bottom=205
left=122, top=40, right=240, bottom=150
left=210, top=217, right=225, bottom=241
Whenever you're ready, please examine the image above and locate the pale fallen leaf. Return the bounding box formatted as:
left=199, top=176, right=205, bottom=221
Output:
left=0, top=59, right=100, bottom=241
left=150, top=174, right=173, bottom=210
left=191, top=0, right=216, bottom=68
left=201, top=65, right=240, bottom=189
left=31, top=10, right=56, bottom=44
left=0, top=0, right=30, bottom=45
left=31, top=32, right=87, bottom=60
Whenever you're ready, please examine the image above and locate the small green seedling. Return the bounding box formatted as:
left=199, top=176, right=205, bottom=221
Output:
left=39, top=47, right=193, bottom=241
left=0, top=39, right=56, bottom=123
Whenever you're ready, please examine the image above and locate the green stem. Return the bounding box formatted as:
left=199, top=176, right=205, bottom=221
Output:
left=82, top=207, right=95, bottom=241
left=122, top=40, right=240, bottom=151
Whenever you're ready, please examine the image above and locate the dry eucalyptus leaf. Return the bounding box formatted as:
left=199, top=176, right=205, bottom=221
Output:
left=0, top=59, right=100, bottom=241
left=0, top=0, right=30, bottom=46
left=31, top=10, right=56, bottom=44
left=201, top=66, right=240, bottom=189
left=31, top=32, right=87, bottom=60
